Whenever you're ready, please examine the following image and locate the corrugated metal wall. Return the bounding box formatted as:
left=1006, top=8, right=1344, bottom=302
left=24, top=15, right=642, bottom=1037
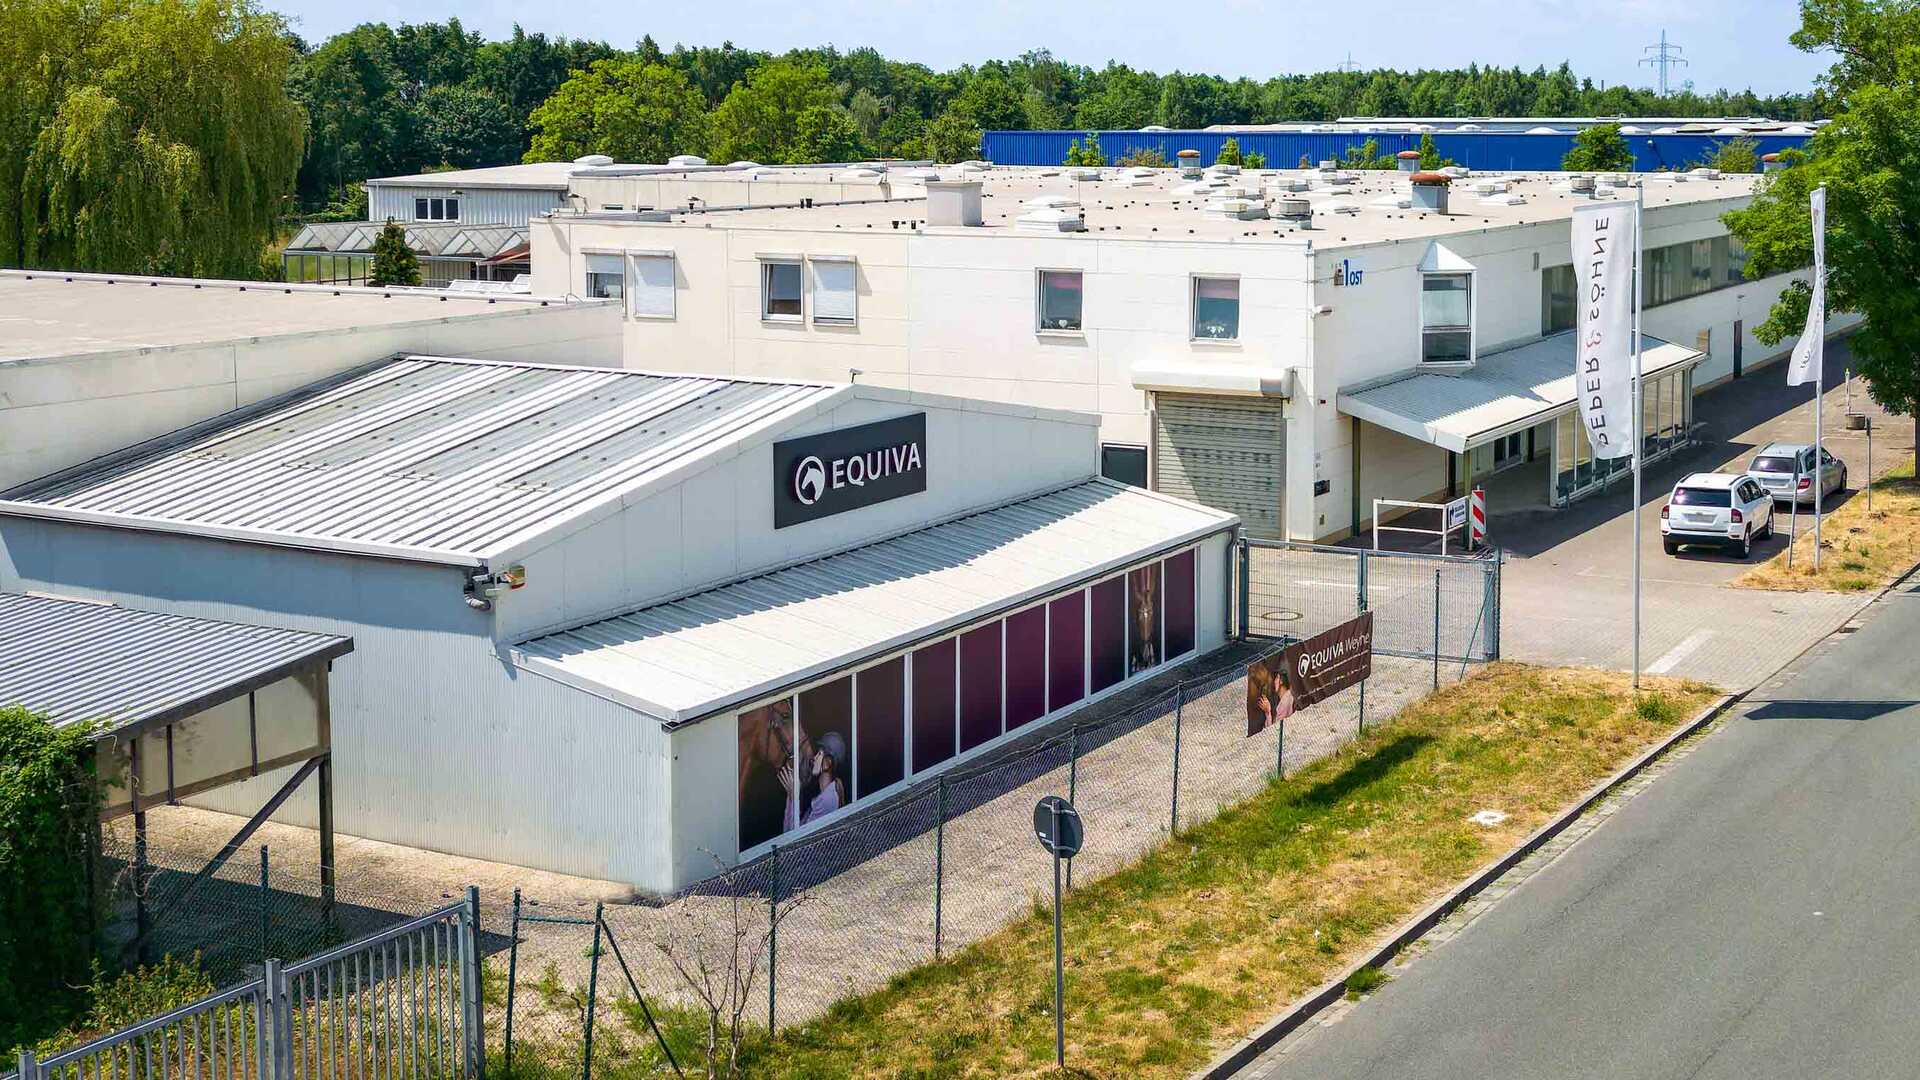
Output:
left=982, top=130, right=1813, bottom=172
left=367, top=184, right=568, bottom=228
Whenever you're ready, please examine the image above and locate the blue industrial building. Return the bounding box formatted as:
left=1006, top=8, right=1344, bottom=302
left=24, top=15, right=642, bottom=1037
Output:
left=981, top=129, right=1813, bottom=172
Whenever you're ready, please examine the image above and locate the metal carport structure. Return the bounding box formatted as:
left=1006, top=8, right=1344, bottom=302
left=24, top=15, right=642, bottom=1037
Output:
left=0, top=592, right=352, bottom=957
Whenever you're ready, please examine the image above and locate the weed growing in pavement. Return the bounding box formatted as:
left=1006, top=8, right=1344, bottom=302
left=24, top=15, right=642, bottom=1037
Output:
left=1343, top=965, right=1390, bottom=1000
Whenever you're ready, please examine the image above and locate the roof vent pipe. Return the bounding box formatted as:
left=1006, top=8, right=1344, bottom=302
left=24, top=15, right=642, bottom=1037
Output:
left=1396, top=150, right=1422, bottom=173
left=1761, top=152, right=1784, bottom=173
left=1409, top=171, right=1451, bottom=214
left=1177, top=148, right=1203, bottom=179
left=924, top=180, right=984, bottom=227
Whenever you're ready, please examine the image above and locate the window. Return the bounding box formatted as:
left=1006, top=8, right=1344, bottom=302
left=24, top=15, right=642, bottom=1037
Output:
left=1421, top=273, right=1473, bottom=363
left=1089, top=576, right=1126, bottom=693
left=854, top=659, right=906, bottom=800
left=584, top=253, right=625, bottom=300
left=762, top=260, right=803, bottom=320
left=629, top=254, right=675, bottom=319
left=1101, top=444, right=1148, bottom=488
left=1192, top=276, right=1240, bottom=340
left=811, top=258, right=857, bottom=325
left=1004, top=606, right=1047, bottom=730
left=1671, top=487, right=1732, bottom=507
left=910, top=638, right=957, bottom=773
left=1037, top=269, right=1083, bottom=332
left=413, top=197, right=459, bottom=222
left=1541, top=263, right=1577, bottom=335
left=958, top=622, right=1003, bottom=752
left=1163, top=550, right=1196, bottom=660
left=1047, top=592, right=1086, bottom=712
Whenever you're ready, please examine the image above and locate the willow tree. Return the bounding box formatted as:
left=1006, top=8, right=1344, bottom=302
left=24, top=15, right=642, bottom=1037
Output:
left=0, top=0, right=306, bottom=278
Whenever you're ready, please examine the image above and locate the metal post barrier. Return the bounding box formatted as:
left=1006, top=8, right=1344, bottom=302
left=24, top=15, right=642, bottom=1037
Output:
left=1487, top=551, right=1502, bottom=659
left=505, top=889, right=521, bottom=1074
left=1236, top=535, right=1251, bottom=638
left=1066, top=726, right=1080, bottom=890
left=767, top=845, right=780, bottom=1031
left=464, top=885, right=485, bottom=1080
left=266, top=958, right=292, bottom=1080
left=1357, top=550, right=1370, bottom=613
left=933, top=780, right=947, bottom=959
left=583, top=900, right=604, bottom=1080
left=259, top=845, right=271, bottom=961
left=1358, top=679, right=1367, bottom=734
left=18, top=1048, right=37, bottom=1080
left=1169, top=684, right=1185, bottom=835
left=1432, top=570, right=1442, bottom=689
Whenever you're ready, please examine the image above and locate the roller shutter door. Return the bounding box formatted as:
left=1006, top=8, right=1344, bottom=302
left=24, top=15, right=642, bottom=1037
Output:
left=1151, top=394, right=1286, bottom=538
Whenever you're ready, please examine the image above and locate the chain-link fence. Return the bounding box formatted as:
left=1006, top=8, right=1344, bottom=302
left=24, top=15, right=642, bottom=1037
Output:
left=78, top=542, right=1498, bottom=1073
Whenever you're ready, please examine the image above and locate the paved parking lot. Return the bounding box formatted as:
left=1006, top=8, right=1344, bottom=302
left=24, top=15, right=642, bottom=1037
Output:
left=1494, top=338, right=1910, bottom=689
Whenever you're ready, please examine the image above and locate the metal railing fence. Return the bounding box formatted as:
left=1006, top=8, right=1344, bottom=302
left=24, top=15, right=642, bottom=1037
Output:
left=1240, top=537, right=1501, bottom=662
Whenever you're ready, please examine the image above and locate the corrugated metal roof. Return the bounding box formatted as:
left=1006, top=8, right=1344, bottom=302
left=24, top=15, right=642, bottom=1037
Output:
left=512, top=479, right=1237, bottom=726
left=0, top=593, right=351, bottom=733
left=0, top=357, right=842, bottom=564
left=1337, top=332, right=1703, bottom=453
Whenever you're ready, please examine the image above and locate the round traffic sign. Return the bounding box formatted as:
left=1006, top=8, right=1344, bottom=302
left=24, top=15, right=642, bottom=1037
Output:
left=1033, top=795, right=1084, bottom=858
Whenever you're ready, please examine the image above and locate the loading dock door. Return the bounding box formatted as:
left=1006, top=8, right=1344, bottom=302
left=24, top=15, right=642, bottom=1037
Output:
left=1151, top=394, right=1286, bottom=538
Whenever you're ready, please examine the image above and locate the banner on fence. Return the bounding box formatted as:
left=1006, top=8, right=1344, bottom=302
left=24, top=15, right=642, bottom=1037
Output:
left=1247, top=611, right=1375, bottom=736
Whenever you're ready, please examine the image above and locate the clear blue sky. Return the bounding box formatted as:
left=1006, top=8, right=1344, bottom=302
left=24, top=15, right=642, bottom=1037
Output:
left=270, top=0, right=1828, bottom=99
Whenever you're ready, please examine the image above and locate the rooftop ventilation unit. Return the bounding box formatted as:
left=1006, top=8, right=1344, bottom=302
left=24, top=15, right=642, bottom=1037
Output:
left=1177, top=149, right=1203, bottom=178
left=1125, top=166, right=1158, bottom=179
left=1205, top=196, right=1270, bottom=221
left=1470, top=179, right=1510, bottom=195
left=1568, top=174, right=1596, bottom=194
left=1409, top=171, right=1451, bottom=213
left=1762, top=153, right=1785, bottom=172
left=1272, top=196, right=1314, bottom=222
left=1316, top=159, right=1338, bottom=171
left=1441, top=165, right=1471, bottom=178
left=1690, top=167, right=1722, bottom=180
left=1016, top=205, right=1086, bottom=233
left=1068, top=167, right=1102, bottom=181
left=924, top=180, right=984, bottom=227
left=1396, top=150, right=1422, bottom=173
left=1269, top=177, right=1310, bottom=193
left=572, top=154, right=614, bottom=167
left=667, top=154, right=707, bottom=167
left=1022, top=194, right=1080, bottom=210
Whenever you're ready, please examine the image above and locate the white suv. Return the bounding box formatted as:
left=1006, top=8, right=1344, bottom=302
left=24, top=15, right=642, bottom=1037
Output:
left=1661, top=472, right=1775, bottom=558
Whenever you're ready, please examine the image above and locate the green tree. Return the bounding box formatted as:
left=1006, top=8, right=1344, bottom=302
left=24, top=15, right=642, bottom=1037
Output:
left=418, top=84, right=517, bottom=168
left=1215, top=137, right=1243, bottom=166
left=924, top=110, right=982, bottom=163
left=948, top=75, right=1029, bottom=131
left=1724, top=0, right=1920, bottom=450
left=525, top=60, right=710, bottom=164
left=367, top=219, right=421, bottom=286
left=791, top=105, right=868, bottom=162
left=709, top=60, right=837, bottom=163
left=2, top=0, right=305, bottom=277
left=0, top=705, right=100, bottom=1050
left=1242, top=149, right=1267, bottom=169
left=471, top=26, right=617, bottom=158
left=1063, top=133, right=1107, bottom=166
left=1340, top=138, right=1396, bottom=169
left=1707, top=136, right=1761, bottom=173
left=1561, top=122, right=1635, bottom=171
left=1074, top=66, right=1159, bottom=129
left=1417, top=132, right=1456, bottom=169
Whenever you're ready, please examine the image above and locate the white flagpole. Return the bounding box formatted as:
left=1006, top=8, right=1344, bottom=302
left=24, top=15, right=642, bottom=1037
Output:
left=1631, top=181, right=1644, bottom=691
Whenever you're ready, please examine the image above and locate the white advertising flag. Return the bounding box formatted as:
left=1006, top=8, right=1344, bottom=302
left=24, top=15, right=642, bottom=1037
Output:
left=1572, top=201, right=1638, bottom=461
left=1786, top=186, right=1828, bottom=387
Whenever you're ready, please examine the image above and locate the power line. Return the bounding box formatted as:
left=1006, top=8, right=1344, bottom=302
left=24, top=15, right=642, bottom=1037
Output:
left=1336, top=52, right=1360, bottom=74
left=1639, top=30, right=1688, bottom=96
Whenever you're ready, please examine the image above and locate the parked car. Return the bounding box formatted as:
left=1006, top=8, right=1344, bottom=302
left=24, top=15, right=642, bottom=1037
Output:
left=1661, top=473, right=1776, bottom=558
left=1748, top=442, right=1847, bottom=506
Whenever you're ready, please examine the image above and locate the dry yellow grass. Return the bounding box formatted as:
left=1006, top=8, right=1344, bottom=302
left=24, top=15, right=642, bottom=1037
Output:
left=721, top=664, right=1715, bottom=1079
left=1736, top=456, right=1920, bottom=593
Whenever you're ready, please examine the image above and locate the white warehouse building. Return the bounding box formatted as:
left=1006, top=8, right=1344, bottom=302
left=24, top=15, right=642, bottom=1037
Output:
left=0, top=356, right=1234, bottom=893
left=530, top=163, right=1848, bottom=541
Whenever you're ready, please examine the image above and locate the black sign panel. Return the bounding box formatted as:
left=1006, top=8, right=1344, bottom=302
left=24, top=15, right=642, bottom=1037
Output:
left=772, top=413, right=928, bottom=529
left=1033, top=796, right=1084, bottom=858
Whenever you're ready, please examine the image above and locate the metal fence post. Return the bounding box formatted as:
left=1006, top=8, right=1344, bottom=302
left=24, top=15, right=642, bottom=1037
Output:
left=1486, top=552, right=1501, bottom=660
left=933, top=780, right=947, bottom=959
left=265, top=958, right=291, bottom=1080
left=464, top=885, right=485, bottom=1080
left=18, top=1048, right=37, bottom=1080
left=583, top=900, right=603, bottom=1080
left=1169, top=684, right=1185, bottom=835
left=1236, top=534, right=1251, bottom=639
left=505, top=889, right=521, bottom=1074
left=259, top=845, right=271, bottom=961
left=1432, top=569, right=1442, bottom=689
left=767, top=845, right=781, bottom=1032
left=1066, top=725, right=1081, bottom=890
left=1356, top=550, right=1370, bottom=613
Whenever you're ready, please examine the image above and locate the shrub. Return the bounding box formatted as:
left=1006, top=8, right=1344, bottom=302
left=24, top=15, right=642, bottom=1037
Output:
left=1214, top=137, right=1243, bottom=166
left=31, top=958, right=216, bottom=1054
left=1563, top=123, right=1635, bottom=172
left=1243, top=149, right=1267, bottom=169
left=367, top=219, right=421, bottom=287
left=1, top=705, right=102, bottom=1050
left=1114, top=146, right=1169, bottom=168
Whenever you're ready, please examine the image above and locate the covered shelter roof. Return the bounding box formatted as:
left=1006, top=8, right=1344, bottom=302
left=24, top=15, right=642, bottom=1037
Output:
left=512, top=479, right=1237, bottom=727
left=0, top=592, right=351, bottom=736
left=1337, top=332, right=1704, bottom=453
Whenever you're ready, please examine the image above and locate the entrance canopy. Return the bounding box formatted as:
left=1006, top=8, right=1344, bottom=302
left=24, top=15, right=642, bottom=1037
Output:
left=1337, top=331, right=1703, bottom=454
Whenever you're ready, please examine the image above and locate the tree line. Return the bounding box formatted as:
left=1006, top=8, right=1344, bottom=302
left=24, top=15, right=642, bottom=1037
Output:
left=0, top=0, right=1829, bottom=276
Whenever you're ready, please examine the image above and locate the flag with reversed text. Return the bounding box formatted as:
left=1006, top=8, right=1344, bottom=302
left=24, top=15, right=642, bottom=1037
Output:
left=1572, top=200, right=1638, bottom=460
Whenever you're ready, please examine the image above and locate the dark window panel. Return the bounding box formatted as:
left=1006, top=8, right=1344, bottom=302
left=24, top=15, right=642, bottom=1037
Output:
left=1005, top=606, right=1047, bottom=730
left=1090, top=576, right=1126, bottom=693
left=798, top=677, right=853, bottom=828
left=1164, top=549, right=1197, bottom=659
left=911, top=638, right=957, bottom=773
left=959, top=622, right=1004, bottom=752
left=855, top=658, right=906, bottom=800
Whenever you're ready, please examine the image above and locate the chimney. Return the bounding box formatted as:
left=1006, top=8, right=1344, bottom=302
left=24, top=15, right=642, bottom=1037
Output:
left=1396, top=150, right=1422, bottom=173
left=1409, top=171, right=1451, bottom=213
left=924, top=180, right=984, bottom=227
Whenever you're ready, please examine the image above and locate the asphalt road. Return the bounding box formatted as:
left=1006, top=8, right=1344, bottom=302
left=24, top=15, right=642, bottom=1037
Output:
left=1260, top=575, right=1920, bottom=1079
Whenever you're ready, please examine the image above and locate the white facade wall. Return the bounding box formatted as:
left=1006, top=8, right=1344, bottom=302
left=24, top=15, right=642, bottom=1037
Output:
left=367, top=183, right=568, bottom=227
left=0, top=304, right=621, bottom=491
left=0, top=518, right=677, bottom=888
left=493, top=388, right=1100, bottom=642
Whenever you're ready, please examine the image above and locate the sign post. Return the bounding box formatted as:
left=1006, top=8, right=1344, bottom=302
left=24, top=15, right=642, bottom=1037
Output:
left=1033, top=796, right=1084, bottom=1072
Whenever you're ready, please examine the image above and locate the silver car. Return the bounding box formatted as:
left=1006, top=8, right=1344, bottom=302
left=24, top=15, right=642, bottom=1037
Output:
left=1748, top=442, right=1847, bottom=507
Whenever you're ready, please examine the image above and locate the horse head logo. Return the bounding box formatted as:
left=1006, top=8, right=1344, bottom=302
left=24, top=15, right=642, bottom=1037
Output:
left=793, top=456, right=827, bottom=506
